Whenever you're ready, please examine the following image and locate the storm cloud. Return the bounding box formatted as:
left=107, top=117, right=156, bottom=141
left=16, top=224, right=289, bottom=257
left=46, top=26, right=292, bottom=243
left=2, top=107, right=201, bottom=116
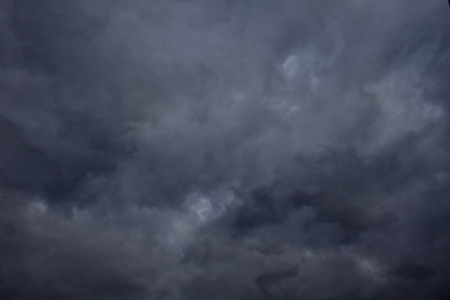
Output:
left=1, top=0, right=450, bottom=299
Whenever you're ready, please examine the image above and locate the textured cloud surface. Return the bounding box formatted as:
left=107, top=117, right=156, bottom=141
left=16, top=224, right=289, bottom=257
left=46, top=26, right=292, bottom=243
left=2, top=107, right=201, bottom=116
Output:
left=1, top=1, right=450, bottom=299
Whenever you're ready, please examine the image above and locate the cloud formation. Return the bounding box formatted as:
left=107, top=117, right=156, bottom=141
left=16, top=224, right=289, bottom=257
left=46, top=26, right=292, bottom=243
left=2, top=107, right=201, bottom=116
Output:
left=1, top=0, right=450, bottom=299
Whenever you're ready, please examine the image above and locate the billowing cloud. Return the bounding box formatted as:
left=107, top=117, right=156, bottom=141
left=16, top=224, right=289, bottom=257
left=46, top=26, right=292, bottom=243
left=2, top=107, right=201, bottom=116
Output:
left=1, top=0, right=450, bottom=299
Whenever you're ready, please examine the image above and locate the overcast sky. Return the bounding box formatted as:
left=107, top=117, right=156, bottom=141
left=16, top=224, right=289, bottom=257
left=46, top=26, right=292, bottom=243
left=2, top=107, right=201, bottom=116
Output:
left=1, top=1, right=450, bottom=299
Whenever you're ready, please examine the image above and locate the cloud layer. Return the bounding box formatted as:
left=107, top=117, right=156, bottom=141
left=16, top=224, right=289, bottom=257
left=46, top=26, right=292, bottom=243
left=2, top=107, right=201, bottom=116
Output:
left=1, top=0, right=450, bottom=299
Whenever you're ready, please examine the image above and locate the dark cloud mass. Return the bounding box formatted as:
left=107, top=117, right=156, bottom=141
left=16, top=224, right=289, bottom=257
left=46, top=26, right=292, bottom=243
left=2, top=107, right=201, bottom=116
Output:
left=1, top=0, right=450, bottom=299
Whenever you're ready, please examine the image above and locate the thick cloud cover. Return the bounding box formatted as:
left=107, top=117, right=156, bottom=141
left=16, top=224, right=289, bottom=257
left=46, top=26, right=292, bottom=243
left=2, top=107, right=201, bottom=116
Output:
left=1, top=0, right=450, bottom=299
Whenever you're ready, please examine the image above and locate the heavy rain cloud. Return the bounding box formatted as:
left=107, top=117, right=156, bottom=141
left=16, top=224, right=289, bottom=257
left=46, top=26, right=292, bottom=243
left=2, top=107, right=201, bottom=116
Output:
left=1, top=0, right=450, bottom=299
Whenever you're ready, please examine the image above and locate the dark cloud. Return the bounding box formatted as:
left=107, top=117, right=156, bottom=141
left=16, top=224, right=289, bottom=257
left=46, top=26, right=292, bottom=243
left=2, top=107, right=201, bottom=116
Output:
left=1, top=0, right=450, bottom=299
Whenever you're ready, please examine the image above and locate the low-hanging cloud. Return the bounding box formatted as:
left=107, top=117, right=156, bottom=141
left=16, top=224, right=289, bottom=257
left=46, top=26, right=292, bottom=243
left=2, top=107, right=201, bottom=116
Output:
left=1, top=0, right=450, bottom=299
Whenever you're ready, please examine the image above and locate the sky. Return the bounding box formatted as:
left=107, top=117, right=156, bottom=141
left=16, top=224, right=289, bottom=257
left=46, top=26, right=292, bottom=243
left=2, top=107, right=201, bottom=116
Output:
left=1, top=1, right=450, bottom=299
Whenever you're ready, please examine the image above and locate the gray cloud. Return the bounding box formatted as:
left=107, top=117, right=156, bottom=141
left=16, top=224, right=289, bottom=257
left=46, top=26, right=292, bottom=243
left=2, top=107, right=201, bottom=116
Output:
left=1, top=0, right=450, bottom=299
